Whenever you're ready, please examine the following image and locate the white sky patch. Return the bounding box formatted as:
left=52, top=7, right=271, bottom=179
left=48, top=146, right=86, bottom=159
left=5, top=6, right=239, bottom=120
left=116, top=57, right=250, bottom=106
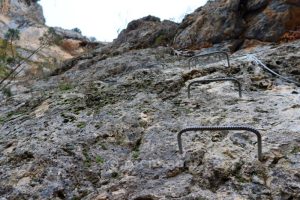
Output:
left=39, top=0, right=207, bottom=42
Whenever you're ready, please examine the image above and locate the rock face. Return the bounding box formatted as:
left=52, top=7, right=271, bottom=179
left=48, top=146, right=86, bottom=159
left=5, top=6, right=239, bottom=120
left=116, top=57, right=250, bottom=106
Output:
left=0, top=0, right=44, bottom=40
left=111, top=0, right=300, bottom=51
left=113, top=15, right=178, bottom=50
left=173, top=0, right=300, bottom=49
left=0, top=0, right=101, bottom=78
left=0, top=0, right=300, bottom=199
left=244, top=0, right=300, bottom=41
left=0, top=37, right=299, bottom=199
left=2, top=0, right=298, bottom=54
left=174, top=0, right=245, bottom=49
left=0, top=0, right=45, bottom=25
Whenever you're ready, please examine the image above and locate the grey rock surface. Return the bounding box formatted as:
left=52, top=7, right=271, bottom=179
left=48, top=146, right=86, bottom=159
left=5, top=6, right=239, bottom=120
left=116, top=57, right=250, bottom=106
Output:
left=113, top=15, right=178, bottom=50
left=0, top=39, right=299, bottom=199
left=1, top=0, right=45, bottom=26
left=53, top=27, right=88, bottom=41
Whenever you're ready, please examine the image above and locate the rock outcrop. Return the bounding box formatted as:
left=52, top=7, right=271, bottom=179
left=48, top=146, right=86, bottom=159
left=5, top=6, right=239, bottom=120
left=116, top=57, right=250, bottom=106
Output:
left=0, top=0, right=101, bottom=78
left=174, top=0, right=300, bottom=49
left=113, top=15, right=178, bottom=50
left=114, top=0, right=300, bottom=51
left=244, top=0, right=300, bottom=41
left=174, top=0, right=245, bottom=49
left=53, top=27, right=88, bottom=41
left=0, top=0, right=45, bottom=25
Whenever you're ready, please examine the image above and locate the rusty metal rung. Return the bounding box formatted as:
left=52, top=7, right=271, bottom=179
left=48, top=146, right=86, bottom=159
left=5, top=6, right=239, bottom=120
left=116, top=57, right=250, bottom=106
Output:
left=177, top=125, right=263, bottom=161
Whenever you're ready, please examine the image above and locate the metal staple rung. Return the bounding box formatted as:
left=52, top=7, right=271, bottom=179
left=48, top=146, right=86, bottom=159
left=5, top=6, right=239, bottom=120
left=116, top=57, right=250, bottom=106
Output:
left=187, top=77, right=242, bottom=98
left=177, top=125, right=263, bottom=161
left=188, top=51, right=230, bottom=69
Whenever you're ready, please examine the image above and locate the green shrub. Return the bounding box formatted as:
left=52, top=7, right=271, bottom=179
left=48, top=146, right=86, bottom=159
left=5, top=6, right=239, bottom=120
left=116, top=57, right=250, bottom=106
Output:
left=4, top=28, right=20, bottom=58
left=95, top=155, right=104, bottom=164
left=6, top=57, right=15, bottom=64
left=0, top=65, right=9, bottom=78
left=59, top=82, right=73, bottom=91
left=2, top=87, right=12, bottom=97
left=39, top=27, right=63, bottom=46
left=72, top=28, right=82, bottom=34
left=0, top=117, right=5, bottom=125
left=0, top=39, right=8, bottom=57
left=76, top=121, right=86, bottom=129
left=154, top=34, right=167, bottom=46
left=132, top=151, right=140, bottom=160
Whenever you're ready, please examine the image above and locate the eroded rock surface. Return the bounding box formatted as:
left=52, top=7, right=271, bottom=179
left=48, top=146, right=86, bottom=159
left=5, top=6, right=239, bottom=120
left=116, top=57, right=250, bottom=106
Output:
left=113, top=15, right=178, bottom=50
left=111, top=0, right=300, bottom=51
left=0, top=0, right=100, bottom=78
left=0, top=39, right=299, bottom=199
left=0, top=0, right=45, bottom=25
left=174, top=0, right=300, bottom=49
left=1, top=0, right=300, bottom=199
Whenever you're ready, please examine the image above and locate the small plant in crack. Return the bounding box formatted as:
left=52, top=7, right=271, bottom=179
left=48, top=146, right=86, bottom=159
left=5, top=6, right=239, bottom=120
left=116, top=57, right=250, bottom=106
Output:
left=132, top=138, right=141, bottom=160
left=0, top=117, right=4, bottom=125
left=2, top=87, right=12, bottom=97
left=95, top=155, right=105, bottom=164
left=197, top=197, right=209, bottom=200
left=77, top=121, right=86, bottom=129
left=132, top=150, right=140, bottom=160
left=59, top=82, right=73, bottom=91
left=82, top=148, right=92, bottom=167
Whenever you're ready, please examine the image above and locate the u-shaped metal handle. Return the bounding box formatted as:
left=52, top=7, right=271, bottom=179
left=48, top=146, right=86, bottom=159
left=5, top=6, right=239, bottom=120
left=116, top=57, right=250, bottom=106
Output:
left=177, top=125, right=263, bottom=161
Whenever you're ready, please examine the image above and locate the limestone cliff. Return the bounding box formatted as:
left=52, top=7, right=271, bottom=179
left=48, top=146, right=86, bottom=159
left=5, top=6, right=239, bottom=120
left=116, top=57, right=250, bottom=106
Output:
left=0, top=0, right=299, bottom=199
left=0, top=0, right=99, bottom=79
left=1, top=36, right=299, bottom=200
left=0, top=0, right=45, bottom=24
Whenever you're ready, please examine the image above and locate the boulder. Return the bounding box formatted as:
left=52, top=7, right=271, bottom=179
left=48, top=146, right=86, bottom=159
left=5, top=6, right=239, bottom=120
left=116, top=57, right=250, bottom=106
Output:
left=113, top=15, right=178, bottom=50
left=53, top=27, right=88, bottom=41
left=173, top=0, right=245, bottom=49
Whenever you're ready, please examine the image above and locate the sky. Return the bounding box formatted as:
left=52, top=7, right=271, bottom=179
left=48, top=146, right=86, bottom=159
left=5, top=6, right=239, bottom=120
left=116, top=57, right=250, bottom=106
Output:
left=39, top=0, right=207, bottom=42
